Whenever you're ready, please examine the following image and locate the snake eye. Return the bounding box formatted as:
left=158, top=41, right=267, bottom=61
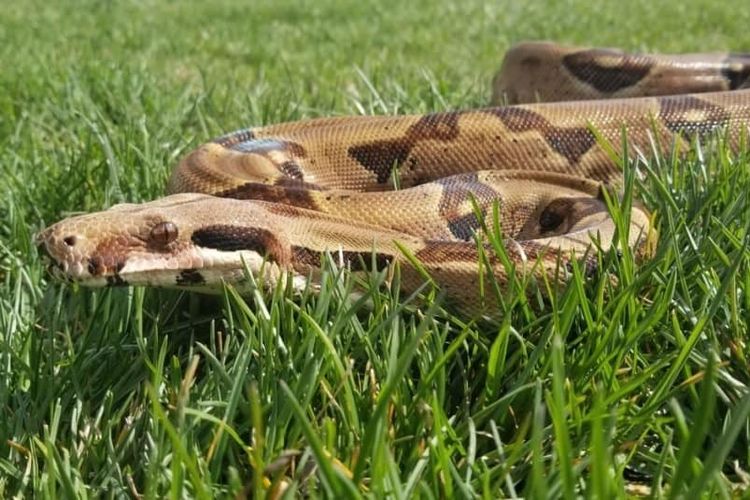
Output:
left=538, top=200, right=569, bottom=233
left=150, top=221, right=179, bottom=245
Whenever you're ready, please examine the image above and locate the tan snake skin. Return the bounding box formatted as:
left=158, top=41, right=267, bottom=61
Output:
left=36, top=42, right=750, bottom=315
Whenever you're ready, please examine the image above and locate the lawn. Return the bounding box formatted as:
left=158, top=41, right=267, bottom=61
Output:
left=3, top=0, right=750, bottom=497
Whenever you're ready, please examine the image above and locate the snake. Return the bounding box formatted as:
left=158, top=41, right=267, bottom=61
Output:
left=35, top=42, right=750, bottom=315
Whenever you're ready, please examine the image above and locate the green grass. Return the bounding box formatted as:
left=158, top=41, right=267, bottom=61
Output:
left=3, top=0, right=750, bottom=497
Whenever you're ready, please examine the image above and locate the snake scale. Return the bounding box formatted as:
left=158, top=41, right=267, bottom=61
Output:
left=36, top=42, right=750, bottom=315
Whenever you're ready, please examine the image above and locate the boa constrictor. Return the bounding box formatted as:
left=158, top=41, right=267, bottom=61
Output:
left=36, top=42, right=750, bottom=315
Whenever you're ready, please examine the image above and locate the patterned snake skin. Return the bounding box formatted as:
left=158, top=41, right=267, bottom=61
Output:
left=36, top=42, right=750, bottom=315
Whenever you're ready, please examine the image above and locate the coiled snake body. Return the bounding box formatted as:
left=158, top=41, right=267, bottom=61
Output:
left=37, top=42, right=750, bottom=315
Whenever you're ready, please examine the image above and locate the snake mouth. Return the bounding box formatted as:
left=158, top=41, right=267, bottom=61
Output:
left=37, top=247, right=111, bottom=286
left=35, top=227, right=130, bottom=287
left=36, top=234, right=74, bottom=284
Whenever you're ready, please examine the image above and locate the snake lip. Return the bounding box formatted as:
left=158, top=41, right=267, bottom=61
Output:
left=35, top=237, right=88, bottom=284
left=35, top=236, right=63, bottom=278
left=35, top=237, right=71, bottom=283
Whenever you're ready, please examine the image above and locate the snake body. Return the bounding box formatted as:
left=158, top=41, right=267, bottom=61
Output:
left=36, top=43, right=750, bottom=315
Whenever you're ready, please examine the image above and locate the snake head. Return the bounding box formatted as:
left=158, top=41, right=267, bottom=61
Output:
left=35, top=193, right=293, bottom=291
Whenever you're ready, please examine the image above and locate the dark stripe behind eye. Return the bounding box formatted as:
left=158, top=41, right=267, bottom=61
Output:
left=191, top=225, right=289, bottom=264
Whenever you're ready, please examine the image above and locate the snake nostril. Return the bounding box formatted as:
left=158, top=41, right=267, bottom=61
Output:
left=63, top=236, right=77, bottom=247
